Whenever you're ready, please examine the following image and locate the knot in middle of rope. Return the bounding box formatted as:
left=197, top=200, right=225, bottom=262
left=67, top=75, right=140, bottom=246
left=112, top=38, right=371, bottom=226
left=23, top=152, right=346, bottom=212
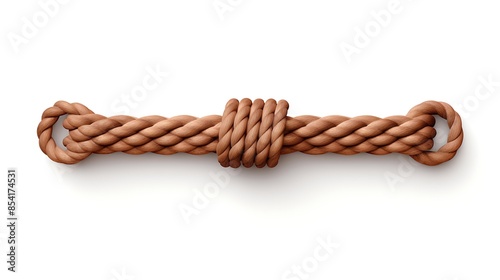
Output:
left=216, top=98, right=289, bottom=168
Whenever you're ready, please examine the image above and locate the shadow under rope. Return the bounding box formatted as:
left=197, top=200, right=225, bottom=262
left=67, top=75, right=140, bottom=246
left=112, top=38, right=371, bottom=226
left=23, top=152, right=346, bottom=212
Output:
left=50, top=147, right=467, bottom=188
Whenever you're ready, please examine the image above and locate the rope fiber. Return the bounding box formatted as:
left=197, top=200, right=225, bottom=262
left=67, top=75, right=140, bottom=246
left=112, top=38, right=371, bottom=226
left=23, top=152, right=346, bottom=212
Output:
left=37, top=99, right=463, bottom=167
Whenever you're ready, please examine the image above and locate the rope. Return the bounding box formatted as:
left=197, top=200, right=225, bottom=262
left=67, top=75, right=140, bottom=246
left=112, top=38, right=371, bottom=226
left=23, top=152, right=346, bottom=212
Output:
left=37, top=99, right=463, bottom=167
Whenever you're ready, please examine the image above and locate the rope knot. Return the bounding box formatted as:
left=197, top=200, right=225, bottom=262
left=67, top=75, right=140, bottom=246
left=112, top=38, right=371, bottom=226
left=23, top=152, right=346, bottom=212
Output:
left=216, top=98, right=289, bottom=168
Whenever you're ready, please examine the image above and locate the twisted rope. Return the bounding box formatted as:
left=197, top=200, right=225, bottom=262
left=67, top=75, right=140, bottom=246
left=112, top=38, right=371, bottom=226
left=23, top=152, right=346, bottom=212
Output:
left=37, top=99, right=463, bottom=167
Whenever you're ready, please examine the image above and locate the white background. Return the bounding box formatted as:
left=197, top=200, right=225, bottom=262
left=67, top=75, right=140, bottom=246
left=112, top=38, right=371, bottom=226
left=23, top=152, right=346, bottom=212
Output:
left=1, top=1, right=499, bottom=279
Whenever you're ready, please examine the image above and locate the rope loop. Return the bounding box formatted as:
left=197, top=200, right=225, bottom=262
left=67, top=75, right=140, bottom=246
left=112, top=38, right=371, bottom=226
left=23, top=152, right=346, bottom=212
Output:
left=37, top=101, right=94, bottom=164
left=406, top=101, right=464, bottom=166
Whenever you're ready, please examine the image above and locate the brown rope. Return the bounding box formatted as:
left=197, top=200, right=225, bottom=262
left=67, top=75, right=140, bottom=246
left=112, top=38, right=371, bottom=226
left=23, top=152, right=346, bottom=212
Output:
left=37, top=99, right=463, bottom=167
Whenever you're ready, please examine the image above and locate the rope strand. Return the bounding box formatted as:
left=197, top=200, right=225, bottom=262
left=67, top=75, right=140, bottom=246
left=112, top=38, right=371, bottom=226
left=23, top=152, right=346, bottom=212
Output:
left=37, top=99, right=463, bottom=167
